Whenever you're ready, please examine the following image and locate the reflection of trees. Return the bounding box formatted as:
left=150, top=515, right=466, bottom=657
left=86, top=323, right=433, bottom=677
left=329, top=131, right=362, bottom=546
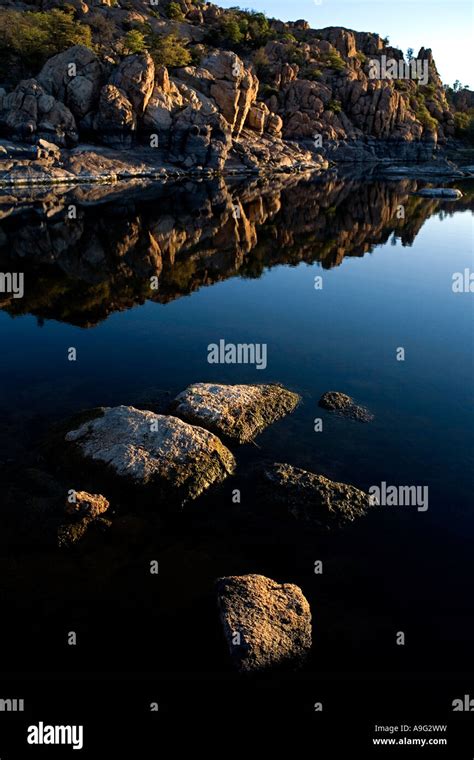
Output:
left=0, top=176, right=471, bottom=327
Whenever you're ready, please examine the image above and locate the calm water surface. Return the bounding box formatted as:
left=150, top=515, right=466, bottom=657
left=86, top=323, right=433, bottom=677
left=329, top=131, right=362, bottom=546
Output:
left=0, top=176, right=472, bottom=680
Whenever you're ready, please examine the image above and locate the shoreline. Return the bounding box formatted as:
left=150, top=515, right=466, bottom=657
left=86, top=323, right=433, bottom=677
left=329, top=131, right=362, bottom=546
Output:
left=1, top=137, right=474, bottom=188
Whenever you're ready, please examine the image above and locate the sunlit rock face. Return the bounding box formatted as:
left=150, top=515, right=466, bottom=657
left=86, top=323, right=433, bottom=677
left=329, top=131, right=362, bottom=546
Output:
left=216, top=573, right=312, bottom=673
left=172, top=383, right=301, bottom=443
left=0, top=2, right=463, bottom=170
left=64, top=405, right=235, bottom=504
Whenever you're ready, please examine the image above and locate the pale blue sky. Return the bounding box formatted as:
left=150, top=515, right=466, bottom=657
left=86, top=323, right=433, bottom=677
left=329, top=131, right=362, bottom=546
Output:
left=219, top=0, right=473, bottom=87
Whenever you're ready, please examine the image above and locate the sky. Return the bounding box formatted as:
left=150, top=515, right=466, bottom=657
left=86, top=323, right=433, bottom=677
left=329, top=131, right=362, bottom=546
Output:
left=218, top=0, right=474, bottom=88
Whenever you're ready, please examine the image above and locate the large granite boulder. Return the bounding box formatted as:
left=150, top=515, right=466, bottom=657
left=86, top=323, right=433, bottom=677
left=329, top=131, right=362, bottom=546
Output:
left=64, top=405, right=235, bottom=504
left=244, top=102, right=283, bottom=137
left=143, top=67, right=232, bottom=168
left=200, top=51, right=259, bottom=136
left=0, top=79, right=78, bottom=146
left=37, top=45, right=104, bottom=122
left=172, top=383, right=301, bottom=443
left=263, top=463, right=372, bottom=527
left=216, top=574, right=312, bottom=673
left=143, top=66, right=184, bottom=135
left=109, top=52, right=155, bottom=115
left=93, top=84, right=137, bottom=148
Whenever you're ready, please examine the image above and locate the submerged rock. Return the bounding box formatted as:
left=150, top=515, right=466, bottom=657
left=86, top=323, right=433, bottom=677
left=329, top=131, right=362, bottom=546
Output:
left=414, top=187, right=462, bottom=198
left=172, top=383, right=300, bottom=443
left=64, top=405, right=235, bottom=504
left=216, top=574, right=312, bottom=673
left=318, top=391, right=374, bottom=422
left=56, top=490, right=111, bottom=549
left=263, top=462, right=371, bottom=527
left=57, top=515, right=112, bottom=550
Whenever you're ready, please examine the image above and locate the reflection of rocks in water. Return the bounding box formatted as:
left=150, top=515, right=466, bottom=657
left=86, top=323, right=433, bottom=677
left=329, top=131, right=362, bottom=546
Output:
left=0, top=176, right=472, bottom=326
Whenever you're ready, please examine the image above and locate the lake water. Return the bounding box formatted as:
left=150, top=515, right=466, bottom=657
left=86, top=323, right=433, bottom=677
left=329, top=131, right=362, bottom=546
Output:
left=0, top=175, right=473, bottom=696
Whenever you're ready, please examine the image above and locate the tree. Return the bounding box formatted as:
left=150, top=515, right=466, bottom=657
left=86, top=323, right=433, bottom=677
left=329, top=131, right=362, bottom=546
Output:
left=406, top=48, right=414, bottom=61
left=123, top=29, right=146, bottom=54
left=252, top=47, right=270, bottom=80
left=149, top=33, right=191, bottom=67
left=166, top=2, right=185, bottom=21
left=0, top=8, right=93, bottom=80
left=219, top=18, right=244, bottom=45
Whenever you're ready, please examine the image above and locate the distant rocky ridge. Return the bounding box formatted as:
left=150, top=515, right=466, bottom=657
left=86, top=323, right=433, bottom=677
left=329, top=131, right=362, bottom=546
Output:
left=0, top=0, right=472, bottom=178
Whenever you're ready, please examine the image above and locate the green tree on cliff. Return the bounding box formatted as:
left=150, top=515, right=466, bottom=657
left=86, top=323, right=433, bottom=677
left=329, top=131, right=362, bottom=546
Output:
left=149, top=33, right=191, bottom=67
left=0, top=8, right=93, bottom=78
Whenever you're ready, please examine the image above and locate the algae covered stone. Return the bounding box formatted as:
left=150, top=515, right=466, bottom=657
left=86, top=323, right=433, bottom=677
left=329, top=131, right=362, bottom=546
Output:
left=173, top=383, right=301, bottom=443
left=263, top=462, right=372, bottom=527
left=318, top=391, right=374, bottom=422
left=64, top=405, right=235, bottom=504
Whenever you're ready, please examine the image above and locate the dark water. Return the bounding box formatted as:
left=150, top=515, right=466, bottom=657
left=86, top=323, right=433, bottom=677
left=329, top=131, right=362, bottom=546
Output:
left=0, top=175, right=473, bottom=697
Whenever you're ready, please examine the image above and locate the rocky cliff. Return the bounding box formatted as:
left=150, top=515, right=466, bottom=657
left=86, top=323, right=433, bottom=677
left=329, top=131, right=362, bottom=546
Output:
left=0, top=0, right=470, bottom=175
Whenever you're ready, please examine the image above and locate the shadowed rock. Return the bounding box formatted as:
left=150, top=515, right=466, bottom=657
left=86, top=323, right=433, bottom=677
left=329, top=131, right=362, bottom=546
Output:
left=172, top=382, right=301, bottom=443
left=263, top=462, right=372, bottom=527
left=57, top=515, right=112, bottom=550
left=64, top=405, right=235, bottom=504
left=57, top=490, right=111, bottom=549
left=216, top=573, right=312, bottom=673
left=319, top=391, right=374, bottom=422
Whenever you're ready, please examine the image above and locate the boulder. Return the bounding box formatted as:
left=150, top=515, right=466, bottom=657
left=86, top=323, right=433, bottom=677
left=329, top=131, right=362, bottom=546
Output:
left=263, top=463, right=371, bottom=527
left=109, top=52, right=155, bottom=115
left=143, top=69, right=232, bottom=168
left=172, top=383, right=301, bottom=443
left=216, top=574, right=312, bottom=673
left=38, top=45, right=103, bottom=121
left=318, top=391, right=374, bottom=422
left=57, top=515, right=112, bottom=549
left=170, top=105, right=231, bottom=170
left=143, top=75, right=184, bottom=135
left=201, top=51, right=259, bottom=136
left=93, top=84, right=137, bottom=148
left=246, top=102, right=269, bottom=134
left=64, top=405, right=235, bottom=504
left=0, top=79, right=78, bottom=147
left=266, top=112, right=283, bottom=136
left=64, top=490, right=110, bottom=518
